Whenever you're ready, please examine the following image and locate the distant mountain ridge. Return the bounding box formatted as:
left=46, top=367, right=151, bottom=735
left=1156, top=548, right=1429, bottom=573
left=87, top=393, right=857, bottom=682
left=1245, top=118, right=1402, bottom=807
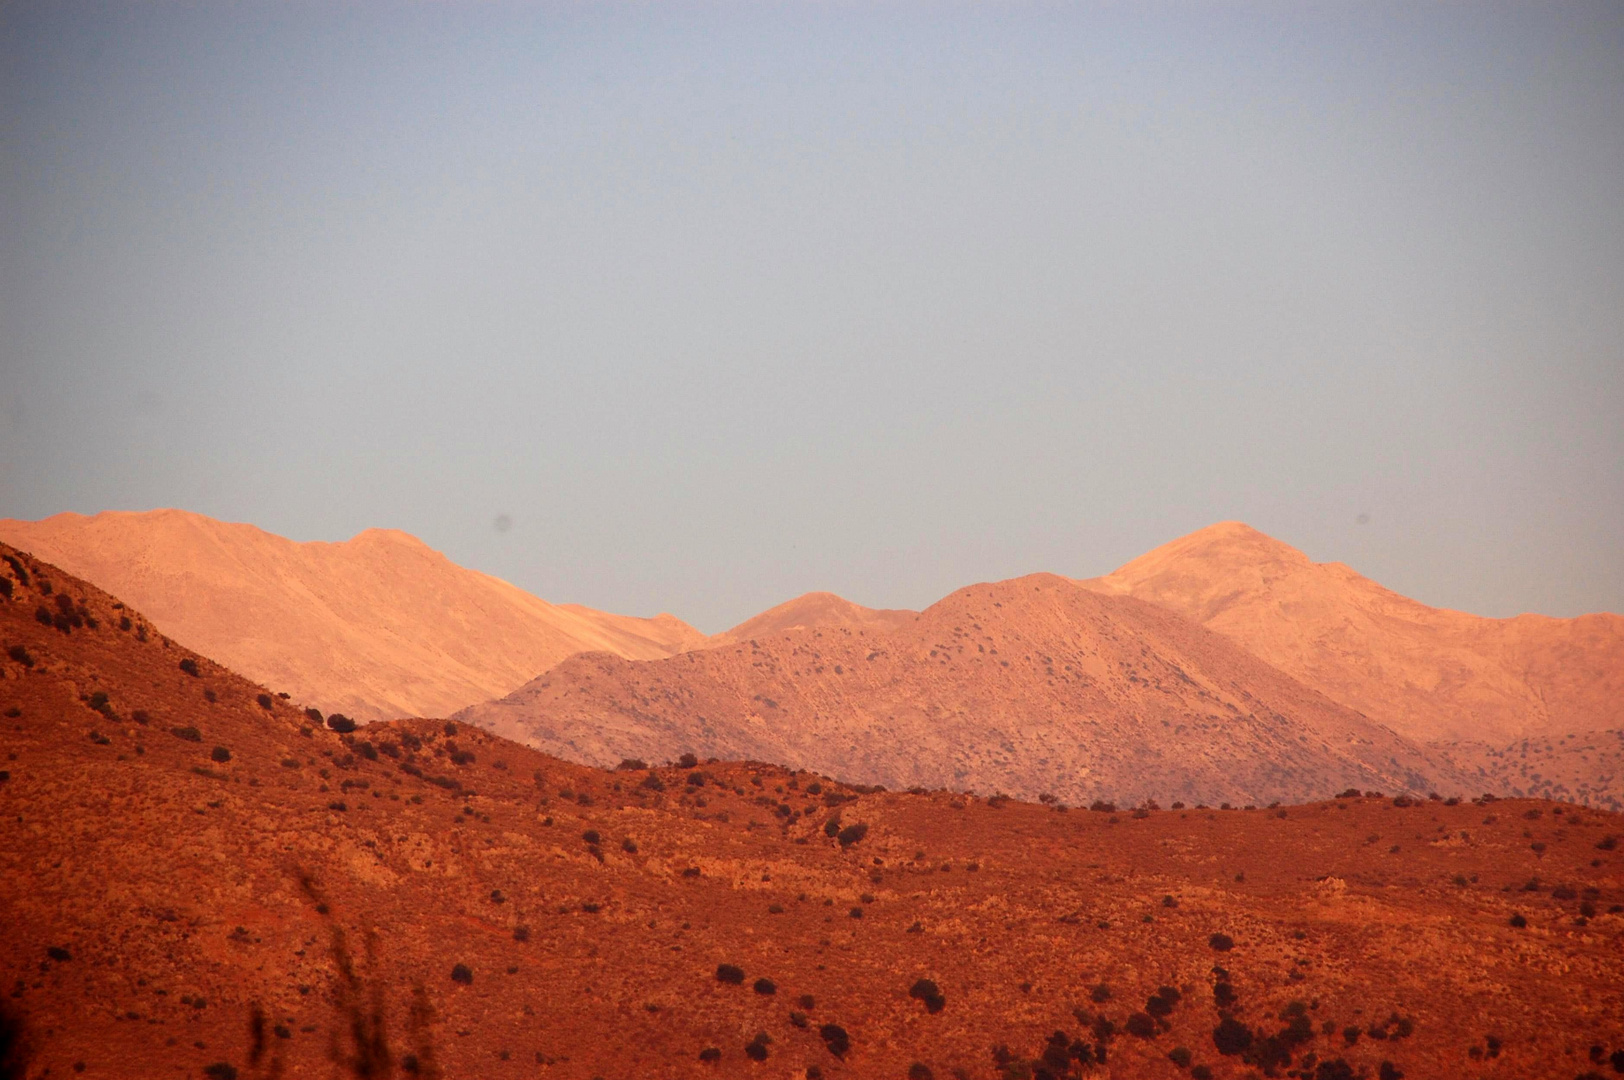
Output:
left=0, top=509, right=704, bottom=722
left=456, top=572, right=1473, bottom=806
left=1080, top=521, right=1624, bottom=745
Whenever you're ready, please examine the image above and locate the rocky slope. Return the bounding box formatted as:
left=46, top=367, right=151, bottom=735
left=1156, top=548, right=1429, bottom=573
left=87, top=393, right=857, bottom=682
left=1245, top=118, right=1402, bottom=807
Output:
left=2, top=543, right=1622, bottom=1080
left=1082, top=522, right=1624, bottom=746
left=0, top=509, right=704, bottom=723
left=457, top=573, right=1472, bottom=807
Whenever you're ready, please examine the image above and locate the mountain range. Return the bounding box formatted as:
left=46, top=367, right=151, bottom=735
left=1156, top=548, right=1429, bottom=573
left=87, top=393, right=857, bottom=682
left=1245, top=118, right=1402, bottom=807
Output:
left=2, top=509, right=1618, bottom=806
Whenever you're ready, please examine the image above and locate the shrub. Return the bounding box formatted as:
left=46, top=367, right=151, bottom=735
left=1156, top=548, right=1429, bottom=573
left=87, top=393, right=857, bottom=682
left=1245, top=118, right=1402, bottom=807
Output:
left=641, top=772, right=665, bottom=791
left=618, top=758, right=648, bottom=771
left=256, top=694, right=273, bottom=710
left=1596, top=836, right=1618, bottom=851
left=450, top=963, right=472, bottom=984
left=443, top=721, right=457, bottom=736
left=1214, top=981, right=1238, bottom=1009
left=356, top=741, right=378, bottom=761
left=679, top=752, right=699, bottom=768
left=179, top=658, right=200, bottom=677
left=1126, top=1012, right=1157, bottom=1038
left=837, top=823, right=869, bottom=848
left=819, top=1024, right=850, bottom=1057
left=1377, top=1063, right=1404, bottom=1080
left=513, top=925, right=530, bottom=942
left=908, top=1065, right=934, bottom=1080
left=7, top=645, right=33, bottom=668
left=698, top=1047, right=720, bottom=1062
left=34, top=605, right=53, bottom=628
left=582, top=830, right=601, bottom=845
left=0, top=577, right=9, bottom=599
left=328, top=801, right=347, bottom=812
left=211, top=746, right=231, bottom=763
left=305, top=708, right=323, bottom=724
left=622, top=837, right=638, bottom=854
left=327, top=714, right=356, bottom=734
left=1508, top=914, right=1527, bottom=928
left=1147, top=985, right=1181, bottom=1017
left=171, top=726, right=202, bottom=743
left=202, top=1065, right=238, bottom=1080
left=1213, top=1018, right=1252, bottom=1056
left=744, top=1033, right=770, bottom=1061
left=754, top=978, right=776, bottom=995
left=1169, top=1046, right=1192, bottom=1068
left=716, top=964, right=745, bottom=984
left=1316, top=1061, right=1356, bottom=1080
left=909, top=978, right=946, bottom=1013
left=1090, top=800, right=1116, bottom=812
left=1208, top=933, right=1234, bottom=951
left=1090, top=983, right=1112, bottom=1003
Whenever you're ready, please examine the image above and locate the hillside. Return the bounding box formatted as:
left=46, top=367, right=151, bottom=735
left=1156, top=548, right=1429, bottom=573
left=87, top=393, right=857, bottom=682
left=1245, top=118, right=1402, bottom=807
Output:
left=1082, top=522, right=1624, bottom=746
left=0, top=509, right=704, bottom=723
left=3, top=543, right=1622, bottom=1080
left=456, top=573, right=1472, bottom=807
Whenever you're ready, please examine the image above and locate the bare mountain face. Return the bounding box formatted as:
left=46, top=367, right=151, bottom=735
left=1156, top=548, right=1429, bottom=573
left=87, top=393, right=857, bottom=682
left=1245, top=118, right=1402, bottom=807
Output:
left=0, top=510, right=703, bottom=723
left=708, top=591, right=917, bottom=648
left=1081, top=522, right=1624, bottom=746
left=457, top=573, right=1471, bottom=807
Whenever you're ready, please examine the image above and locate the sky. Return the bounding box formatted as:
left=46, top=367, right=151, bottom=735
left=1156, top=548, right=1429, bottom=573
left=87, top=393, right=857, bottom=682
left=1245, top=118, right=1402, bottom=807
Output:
left=2, top=2, right=1621, bottom=632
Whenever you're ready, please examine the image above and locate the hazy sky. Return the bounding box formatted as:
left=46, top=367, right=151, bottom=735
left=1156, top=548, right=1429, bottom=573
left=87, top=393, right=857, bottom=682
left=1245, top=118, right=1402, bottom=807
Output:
left=3, top=2, right=1621, bottom=631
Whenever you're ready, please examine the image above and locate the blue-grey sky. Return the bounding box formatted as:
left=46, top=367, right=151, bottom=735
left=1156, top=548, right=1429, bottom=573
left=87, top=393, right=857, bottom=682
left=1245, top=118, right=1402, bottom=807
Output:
left=3, top=2, right=1621, bottom=631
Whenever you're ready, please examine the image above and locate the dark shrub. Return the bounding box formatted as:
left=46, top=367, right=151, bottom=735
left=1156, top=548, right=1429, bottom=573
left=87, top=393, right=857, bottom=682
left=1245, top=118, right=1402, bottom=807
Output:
left=909, top=978, right=946, bottom=1013
left=1191, top=1068, right=1212, bottom=1080
left=1214, top=981, right=1238, bottom=1008
left=1169, top=1046, right=1192, bottom=1068
left=679, top=752, right=699, bottom=768
left=6, top=645, right=33, bottom=668
left=641, top=772, right=665, bottom=791
left=1090, top=800, right=1116, bottom=812
left=256, top=694, right=273, bottom=710
left=356, top=741, right=378, bottom=761
left=35, top=605, right=53, bottom=628
left=908, top=1064, right=933, bottom=1080
left=202, top=1065, right=238, bottom=1080
left=622, top=837, right=638, bottom=854
left=211, top=746, right=231, bottom=763
left=46, top=946, right=70, bottom=962
left=716, top=964, right=745, bottom=985
left=823, top=820, right=841, bottom=837
left=443, top=721, right=457, bottom=736
left=513, top=925, right=530, bottom=942
left=1316, top=1061, right=1356, bottom=1080
left=0, top=577, right=9, bottom=599
left=837, top=823, right=869, bottom=848
left=1208, top=933, right=1234, bottom=951
left=754, top=978, right=776, bottom=995
left=582, top=830, right=601, bottom=845
left=618, top=758, right=648, bottom=771
left=1377, top=1063, right=1404, bottom=1080
left=450, top=963, right=472, bottom=984
left=745, top=1033, right=770, bottom=1061
left=1596, top=836, right=1618, bottom=851
left=819, top=1024, right=850, bottom=1057
left=1147, top=986, right=1181, bottom=1017
left=698, top=1047, right=720, bottom=1062
left=1213, top=1018, right=1252, bottom=1056
left=1508, top=914, right=1527, bottom=928
left=327, top=714, right=356, bottom=734
left=1126, top=1012, right=1157, bottom=1038
left=799, top=994, right=815, bottom=1009
left=305, top=707, right=323, bottom=724
left=179, top=658, right=200, bottom=677
left=687, top=772, right=706, bottom=787
left=1091, top=983, right=1112, bottom=1003
left=171, top=726, right=202, bottom=742
left=328, top=801, right=347, bottom=812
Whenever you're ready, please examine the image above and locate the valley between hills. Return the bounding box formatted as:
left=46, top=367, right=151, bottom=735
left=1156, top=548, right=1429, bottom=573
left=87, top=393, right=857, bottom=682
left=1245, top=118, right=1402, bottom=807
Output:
left=1, top=541, right=1622, bottom=1080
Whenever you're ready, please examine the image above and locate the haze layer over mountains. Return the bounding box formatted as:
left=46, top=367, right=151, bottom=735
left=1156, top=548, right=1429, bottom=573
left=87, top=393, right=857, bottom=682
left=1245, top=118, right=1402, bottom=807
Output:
left=3, top=510, right=1618, bottom=807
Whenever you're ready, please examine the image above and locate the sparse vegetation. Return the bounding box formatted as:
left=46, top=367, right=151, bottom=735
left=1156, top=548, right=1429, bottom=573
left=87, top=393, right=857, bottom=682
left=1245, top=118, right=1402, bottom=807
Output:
left=179, top=658, right=200, bottom=677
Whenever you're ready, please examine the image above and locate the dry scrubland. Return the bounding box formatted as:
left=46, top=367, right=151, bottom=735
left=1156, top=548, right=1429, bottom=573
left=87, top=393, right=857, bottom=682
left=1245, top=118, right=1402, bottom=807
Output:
left=3, top=544, right=1624, bottom=1080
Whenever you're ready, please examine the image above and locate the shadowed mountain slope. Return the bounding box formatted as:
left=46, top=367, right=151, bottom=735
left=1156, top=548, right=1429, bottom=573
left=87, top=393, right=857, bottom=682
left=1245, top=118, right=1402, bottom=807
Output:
left=2, top=542, right=1621, bottom=1080
left=0, top=509, right=704, bottom=723
left=457, top=573, right=1471, bottom=807
left=1081, top=522, right=1624, bottom=745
